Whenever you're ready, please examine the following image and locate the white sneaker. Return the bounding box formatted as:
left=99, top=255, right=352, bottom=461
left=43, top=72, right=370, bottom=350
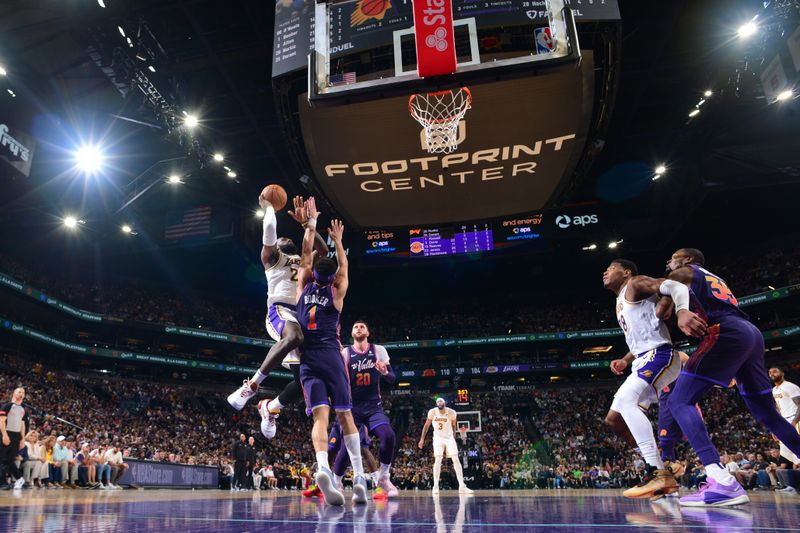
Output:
left=258, top=399, right=279, bottom=439
left=13, top=478, right=25, bottom=490
left=431, top=486, right=439, bottom=495
left=335, top=481, right=344, bottom=493
left=458, top=485, right=474, bottom=494
left=352, top=475, right=368, bottom=504
left=378, top=476, right=399, bottom=498
left=228, top=379, right=257, bottom=410
left=315, top=468, right=344, bottom=506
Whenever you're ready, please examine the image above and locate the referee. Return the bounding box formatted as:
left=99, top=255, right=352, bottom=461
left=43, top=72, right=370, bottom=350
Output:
left=0, top=387, right=27, bottom=490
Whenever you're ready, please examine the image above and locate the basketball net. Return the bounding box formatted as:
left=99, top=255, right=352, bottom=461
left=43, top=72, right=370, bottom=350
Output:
left=409, top=87, right=472, bottom=154
left=458, top=426, right=468, bottom=443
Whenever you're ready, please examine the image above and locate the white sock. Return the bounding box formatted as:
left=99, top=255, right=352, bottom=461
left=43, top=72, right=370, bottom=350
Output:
left=316, top=451, right=330, bottom=472
left=334, top=473, right=343, bottom=486
left=379, top=463, right=391, bottom=479
left=451, top=457, right=466, bottom=486
left=343, top=433, right=364, bottom=477
left=251, top=370, right=268, bottom=385
left=433, top=457, right=442, bottom=487
left=706, top=463, right=736, bottom=485
left=618, top=399, right=663, bottom=469
left=267, top=397, right=284, bottom=412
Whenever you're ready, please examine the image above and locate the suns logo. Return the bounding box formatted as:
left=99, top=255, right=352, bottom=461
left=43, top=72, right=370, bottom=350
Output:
left=351, top=0, right=392, bottom=27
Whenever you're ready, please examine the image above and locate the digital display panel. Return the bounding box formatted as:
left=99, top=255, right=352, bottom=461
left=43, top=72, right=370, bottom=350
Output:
left=409, top=224, right=494, bottom=257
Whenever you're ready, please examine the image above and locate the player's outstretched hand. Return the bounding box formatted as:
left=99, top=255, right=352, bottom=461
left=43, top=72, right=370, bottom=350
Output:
left=677, top=309, right=707, bottom=338
left=258, top=194, right=272, bottom=211
left=305, top=197, right=320, bottom=221
left=287, top=195, right=307, bottom=224
left=610, top=359, right=628, bottom=376
left=375, top=360, right=388, bottom=375
left=329, top=219, right=344, bottom=243
left=417, top=439, right=424, bottom=450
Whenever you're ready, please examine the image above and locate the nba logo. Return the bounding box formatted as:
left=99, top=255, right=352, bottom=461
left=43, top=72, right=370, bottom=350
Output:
left=535, top=27, right=554, bottom=54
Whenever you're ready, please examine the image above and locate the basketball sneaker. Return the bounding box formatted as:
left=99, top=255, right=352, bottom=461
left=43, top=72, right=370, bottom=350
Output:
left=431, top=485, right=440, bottom=495
left=372, top=486, right=388, bottom=501
left=623, top=468, right=677, bottom=499
left=378, top=476, right=399, bottom=498
left=315, top=467, right=344, bottom=506
left=302, top=484, right=322, bottom=498
left=678, top=478, right=749, bottom=507
left=227, top=379, right=257, bottom=411
left=664, top=460, right=685, bottom=478
left=458, top=485, right=474, bottom=495
left=258, top=399, right=279, bottom=439
left=352, top=475, right=368, bottom=504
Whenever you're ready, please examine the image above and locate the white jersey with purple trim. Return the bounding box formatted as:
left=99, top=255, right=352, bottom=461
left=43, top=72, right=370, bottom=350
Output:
left=615, top=282, right=672, bottom=356
left=265, top=250, right=301, bottom=308
left=428, top=407, right=457, bottom=440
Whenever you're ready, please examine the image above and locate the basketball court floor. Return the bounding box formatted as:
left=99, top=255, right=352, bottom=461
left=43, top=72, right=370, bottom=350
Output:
left=1, top=489, right=797, bottom=532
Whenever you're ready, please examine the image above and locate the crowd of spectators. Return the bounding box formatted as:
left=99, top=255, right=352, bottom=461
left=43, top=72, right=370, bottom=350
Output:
left=3, top=351, right=798, bottom=492
left=2, top=243, right=798, bottom=343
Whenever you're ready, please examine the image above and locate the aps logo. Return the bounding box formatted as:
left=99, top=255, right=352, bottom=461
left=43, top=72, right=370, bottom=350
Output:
left=555, top=214, right=598, bottom=229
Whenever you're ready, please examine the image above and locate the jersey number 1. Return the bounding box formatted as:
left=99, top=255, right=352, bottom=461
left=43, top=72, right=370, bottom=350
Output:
left=308, top=305, right=317, bottom=330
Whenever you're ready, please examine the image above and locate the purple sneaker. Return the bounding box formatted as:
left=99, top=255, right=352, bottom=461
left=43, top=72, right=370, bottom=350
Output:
left=679, top=478, right=750, bottom=507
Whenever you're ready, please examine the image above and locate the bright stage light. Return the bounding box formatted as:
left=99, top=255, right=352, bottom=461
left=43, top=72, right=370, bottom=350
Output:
left=7, top=89, right=15, bottom=98
left=184, top=114, right=199, bottom=128
left=75, top=145, right=104, bottom=173
left=122, top=225, right=132, bottom=234
left=213, top=153, right=224, bottom=162
left=255, top=209, right=265, bottom=218
left=0, top=66, right=6, bottom=76
left=737, top=22, right=757, bottom=39
left=64, top=216, right=78, bottom=229
left=655, top=164, right=666, bottom=175
left=148, top=65, right=156, bottom=73
left=608, top=242, right=618, bottom=249
left=118, top=26, right=126, bottom=38
left=227, top=171, right=237, bottom=178
left=704, top=90, right=712, bottom=97
left=97, top=0, right=106, bottom=7
left=688, top=109, right=700, bottom=117
left=168, top=175, right=182, bottom=184
left=776, top=89, right=793, bottom=102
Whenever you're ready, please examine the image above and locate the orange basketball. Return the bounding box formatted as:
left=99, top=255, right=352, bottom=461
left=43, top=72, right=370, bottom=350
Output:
left=361, top=0, right=388, bottom=17
left=260, top=184, right=288, bottom=211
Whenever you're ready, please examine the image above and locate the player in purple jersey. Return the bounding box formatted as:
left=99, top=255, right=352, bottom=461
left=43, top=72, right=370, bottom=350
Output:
left=331, top=320, right=399, bottom=498
left=661, top=248, right=800, bottom=507
left=294, top=197, right=367, bottom=506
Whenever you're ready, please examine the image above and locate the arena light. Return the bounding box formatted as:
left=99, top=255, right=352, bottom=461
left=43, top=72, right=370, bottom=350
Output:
left=775, top=89, right=793, bottom=102
left=7, top=89, right=15, bottom=98
left=654, top=164, right=666, bottom=175
left=255, top=209, right=265, bottom=218
left=703, top=90, right=712, bottom=97
left=148, top=65, right=156, bottom=73
left=97, top=0, right=106, bottom=7
left=737, top=22, right=757, bottom=39
left=227, top=171, right=237, bottom=178
left=126, top=38, right=133, bottom=48
left=184, top=114, right=199, bottom=128
left=582, top=244, right=597, bottom=251
left=167, top=174, right=182, bottom=184
left=121, top=224, right=136, bottom=235
left=213, top=153, right=224, bottom=162
left=64, top=216, right=78, bottom=229
left=688, top=109, right=700, bottom=117
left=117, top=26, right=126, bottom=38
left=74, top=145, right=104, bottom=173
left=696, top=98, right=706, bottom=107
left=608, top=240, right=623, bottom=249
left=0, top=66, right=6, bottom=76
left=397, top=382, right=411, bottom=387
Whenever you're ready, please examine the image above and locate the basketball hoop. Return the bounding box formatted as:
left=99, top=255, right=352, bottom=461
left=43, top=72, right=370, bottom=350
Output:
left=409, top=87, right=472, bottom=154
left=458, top=426, right=468, bottom=443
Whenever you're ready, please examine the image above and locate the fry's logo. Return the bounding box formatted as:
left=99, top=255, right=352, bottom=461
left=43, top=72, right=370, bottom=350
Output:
left=351, top=0, right=392, bottom=27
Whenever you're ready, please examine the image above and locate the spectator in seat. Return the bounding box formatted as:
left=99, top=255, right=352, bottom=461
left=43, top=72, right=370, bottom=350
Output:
left=252, top=464, right=262, bottom=491
left=21, top=431, right=44, bottom=488
left=76, top=443, right=95, bottom=488
left=735, top=453, right=757, bottom=490
left=52, top=436, right=69, bottom=488
left=64, top=439, right=79, bottom=488
left=753, top=453, right=772, bottom=489
left=91, top=445, right=111, bottom=489
left=105, top=445, right=128, bottom=489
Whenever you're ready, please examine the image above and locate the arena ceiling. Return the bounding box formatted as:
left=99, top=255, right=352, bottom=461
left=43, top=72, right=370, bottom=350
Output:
left=0, top=0, right=798, bottom=264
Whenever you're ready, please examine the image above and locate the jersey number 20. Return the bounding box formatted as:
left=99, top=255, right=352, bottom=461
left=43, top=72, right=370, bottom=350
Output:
left=356, top=373, right=371, bottom=386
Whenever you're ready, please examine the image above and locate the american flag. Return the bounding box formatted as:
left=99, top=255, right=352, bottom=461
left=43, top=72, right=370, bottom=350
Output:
left=329, top=72, right=356, bottom=86
left=164, top=205, right=212, bottom=241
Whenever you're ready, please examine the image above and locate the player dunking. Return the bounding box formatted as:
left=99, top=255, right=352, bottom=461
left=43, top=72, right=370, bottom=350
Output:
left=662, top=248, right=800, bottom=506
left=331, top=320, right=399, bottom=498
left=602, top=259, right=694, bottom=499
left=418, top=397, right=473, bottom=494
left=295, top=197, right=367, bottom=506
left=227, top=195, right=328, bottom=441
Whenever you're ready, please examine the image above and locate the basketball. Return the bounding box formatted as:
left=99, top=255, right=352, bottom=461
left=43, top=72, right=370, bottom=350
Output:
left=260, top=184, right=288, bottom=211
left=360, top=0, right=388, bottom=17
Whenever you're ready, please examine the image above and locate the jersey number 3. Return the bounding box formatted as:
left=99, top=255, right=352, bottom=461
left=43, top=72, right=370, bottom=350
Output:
left=704, top=275, right=738, bottom=306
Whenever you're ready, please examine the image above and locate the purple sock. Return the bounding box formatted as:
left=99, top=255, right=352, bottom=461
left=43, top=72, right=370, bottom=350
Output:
left=333, top=446, right=350, bottom=477
left=371, top=424, right=396, bottom=465
left=666, top=374, right=720, bottom=467
left=742, top=391, right=800, bottom=457
left=658, top=390, right=682, bottom=462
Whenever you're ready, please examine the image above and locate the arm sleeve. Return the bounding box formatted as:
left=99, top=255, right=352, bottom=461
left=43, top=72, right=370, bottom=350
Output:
left=381, top=364, right=396, bottom=385
left=659, top=280, right=691, bottom=312
left=374, top=345, right=390, bottom=363
left=262, top=207, right=277, bottom=246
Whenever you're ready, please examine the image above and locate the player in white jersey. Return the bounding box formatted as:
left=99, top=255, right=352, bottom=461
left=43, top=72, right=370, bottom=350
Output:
left=418, top=397, right=473, bottom=494
left=769, top=367, right=800, bottom=464
left=227, top=195, right=328, bottom=439
left=602, top=258, right=705, bottom=499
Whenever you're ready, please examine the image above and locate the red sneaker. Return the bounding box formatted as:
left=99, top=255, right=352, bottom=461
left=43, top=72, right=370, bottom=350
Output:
left=302, top=485, right=322, bottom=498
left=372, top=487, right=388, bottom=501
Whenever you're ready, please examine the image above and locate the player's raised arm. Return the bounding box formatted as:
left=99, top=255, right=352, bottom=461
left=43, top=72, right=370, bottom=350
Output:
left=328, top=219, right=349, bottom=303
left=295, top=197, right=319, bottom=300
left=287, top=195, right=329, bottom=257
left=259, top=195, right=279, bottom=269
